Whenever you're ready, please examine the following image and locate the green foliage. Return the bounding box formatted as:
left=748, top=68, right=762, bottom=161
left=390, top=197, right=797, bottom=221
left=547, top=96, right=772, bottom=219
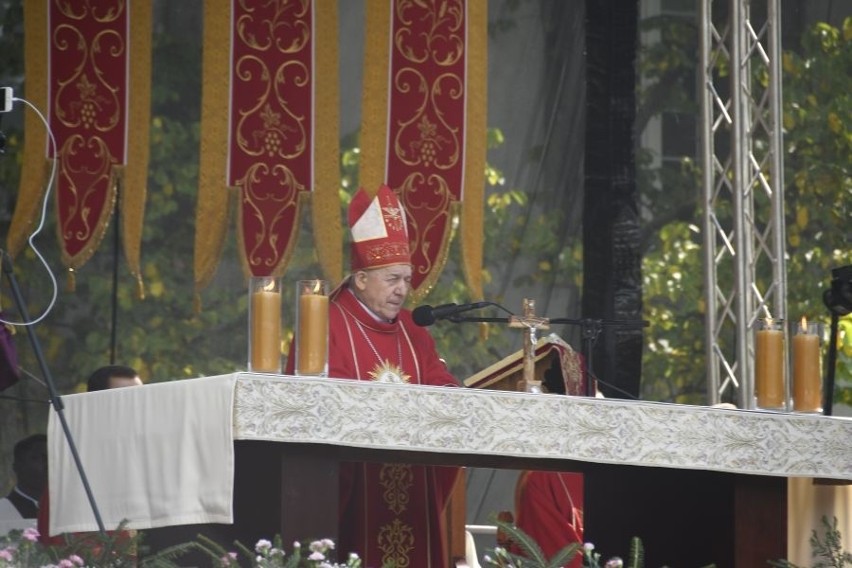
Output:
left=770, top=516, right=852, bottom=568
left=0, top=528, right=368, bottom=567
left=627, top=537, right=645, bottom=568
left=781, top=16, right=852, bottom=393
left=638, top=14, right=852, bottom=403
left=484, top=517, right=582, bottom=568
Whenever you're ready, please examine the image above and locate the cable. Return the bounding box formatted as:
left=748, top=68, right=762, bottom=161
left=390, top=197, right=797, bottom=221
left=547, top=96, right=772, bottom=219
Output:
left=0, top=95, right=59, bottom=327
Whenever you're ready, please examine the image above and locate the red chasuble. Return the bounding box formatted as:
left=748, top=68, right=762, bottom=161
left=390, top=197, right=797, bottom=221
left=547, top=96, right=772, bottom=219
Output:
left=513, top=471, right=584, bottom=567
left=289, top=286, right=458, bottom=567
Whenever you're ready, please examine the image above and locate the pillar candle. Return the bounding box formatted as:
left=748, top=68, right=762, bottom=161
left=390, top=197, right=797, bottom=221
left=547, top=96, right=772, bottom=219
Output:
left=792, top=321, right=821, bottom=412
left=251, top=287, right=282, bottom=373
left=297, top=291, right=329, bottom=375
left=755, top=324, right=784, bottom=409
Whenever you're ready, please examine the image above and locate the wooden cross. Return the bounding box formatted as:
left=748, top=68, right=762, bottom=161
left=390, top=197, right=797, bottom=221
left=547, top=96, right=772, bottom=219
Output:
left=509, top=298, right=550, bottom=393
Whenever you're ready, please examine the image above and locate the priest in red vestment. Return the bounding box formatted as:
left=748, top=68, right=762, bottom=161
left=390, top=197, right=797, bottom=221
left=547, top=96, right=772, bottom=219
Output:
left=287, top=184, right=459, bottom=568
left=513, top=470, right=584, bottom=567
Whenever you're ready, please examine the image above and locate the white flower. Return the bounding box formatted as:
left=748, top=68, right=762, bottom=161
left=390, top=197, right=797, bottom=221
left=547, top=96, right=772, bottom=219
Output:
left=605, top=557, right=624, bottom=568
left=583, top=542, right=595, bottom=553
left=309, top=551, right=326, bottom=560
left=255, top=538, right=273, bottom=553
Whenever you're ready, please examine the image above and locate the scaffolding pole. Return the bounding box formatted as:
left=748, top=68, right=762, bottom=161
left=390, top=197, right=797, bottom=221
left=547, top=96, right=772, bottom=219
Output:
left=700, top=0, right=787, bottom=408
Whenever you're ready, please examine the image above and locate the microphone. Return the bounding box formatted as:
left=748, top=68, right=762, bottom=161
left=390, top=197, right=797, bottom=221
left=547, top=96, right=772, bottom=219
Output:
left=412, top=302, right=491, bottom=326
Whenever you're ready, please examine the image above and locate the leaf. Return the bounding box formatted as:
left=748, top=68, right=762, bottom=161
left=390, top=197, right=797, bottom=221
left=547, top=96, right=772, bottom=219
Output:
left=492, top=517, right=549, bottom=564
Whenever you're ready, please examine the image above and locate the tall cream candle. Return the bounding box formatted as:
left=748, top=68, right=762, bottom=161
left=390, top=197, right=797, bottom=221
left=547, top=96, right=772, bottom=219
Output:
left=755, top=320, right=784, bottom=409
left=792, top=318, right=821, bottom=412
left=296, top=280, right=329, bottom=376
left=251, top=285, right=282, bottom=373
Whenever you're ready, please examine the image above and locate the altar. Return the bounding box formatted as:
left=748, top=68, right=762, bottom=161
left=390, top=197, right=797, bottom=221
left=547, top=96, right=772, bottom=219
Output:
left=47, top=373, right=852, bottom=566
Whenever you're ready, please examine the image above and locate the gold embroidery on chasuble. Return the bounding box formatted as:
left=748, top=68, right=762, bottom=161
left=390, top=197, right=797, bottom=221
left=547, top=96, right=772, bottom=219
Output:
left=378, top=465, right=416, bottom=566
left=377, top=518, right=415, bottom=568
left=380, top=464, right=413, bottom=515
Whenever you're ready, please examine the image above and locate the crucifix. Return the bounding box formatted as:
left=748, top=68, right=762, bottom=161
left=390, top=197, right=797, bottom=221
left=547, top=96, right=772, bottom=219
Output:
left=509, top=298, right=550, bottom=393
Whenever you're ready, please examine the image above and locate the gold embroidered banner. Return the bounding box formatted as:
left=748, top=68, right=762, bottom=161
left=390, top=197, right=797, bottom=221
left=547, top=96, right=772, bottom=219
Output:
left=361, top=0, right=486, bottom=302
left=44, top=1, right=149, bottom=289
left=195, top=0, right=340, bottom=298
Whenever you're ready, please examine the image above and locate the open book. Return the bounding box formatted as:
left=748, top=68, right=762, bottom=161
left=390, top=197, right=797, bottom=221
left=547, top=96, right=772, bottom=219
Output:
left=463, top=333, right=587, bottom=395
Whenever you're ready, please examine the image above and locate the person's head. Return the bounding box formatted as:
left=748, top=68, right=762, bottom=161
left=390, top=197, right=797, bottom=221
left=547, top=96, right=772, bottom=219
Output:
left=12, top=434, right=47, bottom=495
left=350, top=264, right=413, bottom=321
left=86, top=365, right=142, bottom=392
left=346, top=184, right=412, bottom=320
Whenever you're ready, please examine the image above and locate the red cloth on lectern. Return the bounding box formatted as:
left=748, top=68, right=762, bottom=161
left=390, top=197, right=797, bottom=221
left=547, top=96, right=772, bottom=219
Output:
left=286, top=286, right=458, bottom=567
left=513, top=471, right=584, bottom=567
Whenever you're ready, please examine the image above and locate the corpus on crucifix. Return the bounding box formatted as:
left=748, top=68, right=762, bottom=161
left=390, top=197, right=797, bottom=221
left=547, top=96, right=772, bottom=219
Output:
left=509, top=298, right=551, bottom=393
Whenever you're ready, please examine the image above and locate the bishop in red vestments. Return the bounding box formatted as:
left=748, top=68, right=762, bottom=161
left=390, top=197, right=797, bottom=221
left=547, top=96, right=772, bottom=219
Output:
left=288, top=185, right=459, bottom=568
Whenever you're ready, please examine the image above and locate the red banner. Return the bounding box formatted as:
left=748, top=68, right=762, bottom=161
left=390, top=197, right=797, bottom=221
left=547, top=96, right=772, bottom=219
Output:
left=229, top=0, right=314, bottom=277
left=362, top=0, right=485, bottom=300
left=49, top=1, right=128, bottom=272
left=388, top=1, right=466, bottom=293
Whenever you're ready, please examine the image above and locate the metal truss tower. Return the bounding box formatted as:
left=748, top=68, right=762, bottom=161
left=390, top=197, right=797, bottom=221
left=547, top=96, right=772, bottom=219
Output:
left=699, top=0, right=787, bottom=407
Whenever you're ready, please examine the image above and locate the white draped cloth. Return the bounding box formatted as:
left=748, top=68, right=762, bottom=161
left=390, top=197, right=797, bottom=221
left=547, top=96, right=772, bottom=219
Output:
left=47, top=375, right=236, bottom=535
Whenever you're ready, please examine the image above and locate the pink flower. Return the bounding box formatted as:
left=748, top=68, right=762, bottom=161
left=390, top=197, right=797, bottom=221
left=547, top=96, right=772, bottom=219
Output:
left=308, top=551, right=326, bottom=561
left=22, top=527, right=39, bottom=542
left=69, top=555, right=85, bottom=566
left=0, top=549, right=14, bottom=561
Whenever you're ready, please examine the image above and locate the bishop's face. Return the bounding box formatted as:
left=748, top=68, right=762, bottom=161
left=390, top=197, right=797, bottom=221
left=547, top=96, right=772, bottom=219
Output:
left=354, top=264, right=413, bottom=321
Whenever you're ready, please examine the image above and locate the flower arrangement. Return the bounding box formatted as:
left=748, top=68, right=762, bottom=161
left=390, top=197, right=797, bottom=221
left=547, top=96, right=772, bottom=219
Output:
left=0, top=515, right=848, bottom=567
left=0, top=527, right=362, bottom=568
left=194, top=534, right=362, bottom=567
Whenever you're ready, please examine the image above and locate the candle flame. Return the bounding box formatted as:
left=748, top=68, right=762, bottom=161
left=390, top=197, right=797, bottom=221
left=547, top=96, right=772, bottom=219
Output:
left=264, top=280, right=275, bottom=292
left=312, top=280, right=321, bottom=294
left=800, top=315, right=808, bottom=334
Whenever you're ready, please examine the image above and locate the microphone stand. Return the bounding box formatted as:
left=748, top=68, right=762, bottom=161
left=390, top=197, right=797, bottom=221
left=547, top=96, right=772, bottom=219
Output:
left=1, top=250, right=107, bottom=535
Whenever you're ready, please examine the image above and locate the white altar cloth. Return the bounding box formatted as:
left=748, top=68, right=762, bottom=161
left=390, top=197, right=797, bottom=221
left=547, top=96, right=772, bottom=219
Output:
left=47, top=372, right=852, bottom=535
left=47, top=375, right=236, bottom=535
left=233, top=374, right=852, bottom=480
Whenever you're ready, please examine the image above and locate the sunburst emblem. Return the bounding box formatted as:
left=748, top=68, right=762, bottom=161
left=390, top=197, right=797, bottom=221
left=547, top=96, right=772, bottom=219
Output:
left=369, top=360, right=411, bottom=384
